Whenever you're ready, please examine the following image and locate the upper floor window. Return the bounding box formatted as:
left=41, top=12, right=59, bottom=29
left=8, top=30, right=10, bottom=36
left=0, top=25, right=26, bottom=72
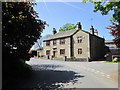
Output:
left=60, top=49, right=65, bottom=55
left=46, top=41, right=50, bottom=46
left=77, top=36, right=82, bottom=43
left=53, top=40, right=57, bottom=45
left=78, top=48, right=82, bottom=54
left=60, top=39, right=65, bottom=44
left=46, top=50, right=50, bottom=55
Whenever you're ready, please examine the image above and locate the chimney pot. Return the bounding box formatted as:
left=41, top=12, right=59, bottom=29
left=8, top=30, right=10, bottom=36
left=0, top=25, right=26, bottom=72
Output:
left=53, top=28, right=57, bottom=34
left=76, top=22, right=82, bottom=30
left=90, top=25, right=94, bottom=35
left=94, top=29, right=98, bottom=36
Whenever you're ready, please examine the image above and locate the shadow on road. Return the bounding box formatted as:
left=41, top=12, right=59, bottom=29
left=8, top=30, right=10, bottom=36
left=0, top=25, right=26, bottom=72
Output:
left=12, top=64, right=85, bottom=89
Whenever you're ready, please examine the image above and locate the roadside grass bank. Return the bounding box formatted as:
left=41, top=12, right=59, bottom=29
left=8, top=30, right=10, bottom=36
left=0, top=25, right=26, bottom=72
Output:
left=104, top=61, right=120, bottom=63
left=3, top=59, right=32, bottom=88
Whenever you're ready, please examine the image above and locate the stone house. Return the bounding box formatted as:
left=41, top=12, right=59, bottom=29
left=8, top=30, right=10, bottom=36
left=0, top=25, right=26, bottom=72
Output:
left=43, top=22, right=105, bottom=61
left=37, top=48, right=44, bottom=57
left=105, top=40, right=120, bottom=61
left=105, top=40, right=117, bottom=48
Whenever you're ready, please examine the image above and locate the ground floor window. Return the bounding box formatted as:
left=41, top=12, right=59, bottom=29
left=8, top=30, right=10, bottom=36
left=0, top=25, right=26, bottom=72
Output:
left=46, top=50, right=50, bottom=55
left=78, top=48, right=82, bottom=54
left=60, top=49, right=65, bottom=55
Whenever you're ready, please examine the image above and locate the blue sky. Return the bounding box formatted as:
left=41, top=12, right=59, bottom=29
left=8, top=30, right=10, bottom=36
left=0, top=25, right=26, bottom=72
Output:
left=32, top=2, right=114, bottom=50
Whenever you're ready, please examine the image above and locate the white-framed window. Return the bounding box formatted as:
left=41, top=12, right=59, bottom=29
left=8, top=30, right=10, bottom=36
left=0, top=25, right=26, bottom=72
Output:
left=77, top=36, right=82, bottom=43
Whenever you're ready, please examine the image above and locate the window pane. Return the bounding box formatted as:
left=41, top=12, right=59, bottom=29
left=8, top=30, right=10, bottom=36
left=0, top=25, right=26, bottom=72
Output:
left=46, top=41, right=50, bottom=46
left=46, top=50, right=50, bottom=55
left=53, top=40, right=56, bottom=45
left=77, top=36, right=82, bottom=43
left=60, top=49, right=65, bottom=55
left=78, top=48, right=82, bottom=54
left=60, top=39, right=65, bottom=44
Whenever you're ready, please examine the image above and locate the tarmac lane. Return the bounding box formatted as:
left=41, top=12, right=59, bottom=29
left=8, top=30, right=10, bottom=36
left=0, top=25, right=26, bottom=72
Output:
left=23, top=58, right=118, bottom=88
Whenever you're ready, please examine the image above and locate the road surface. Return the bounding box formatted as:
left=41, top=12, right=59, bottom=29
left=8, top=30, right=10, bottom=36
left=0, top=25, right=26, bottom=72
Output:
left=22, top=58, right=118, bottom=88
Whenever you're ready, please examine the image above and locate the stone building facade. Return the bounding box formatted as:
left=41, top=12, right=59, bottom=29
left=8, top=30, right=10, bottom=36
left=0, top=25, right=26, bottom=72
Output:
left=43, top=22, right=105, bottom=61
left=105, top=40, right=120, bottom=61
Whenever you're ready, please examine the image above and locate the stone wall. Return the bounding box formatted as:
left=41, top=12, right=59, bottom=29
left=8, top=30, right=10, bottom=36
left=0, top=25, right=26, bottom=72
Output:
left=43, top=37, right=71, bottom=58
left=72, top=30, right=90, bottom=59
left=66, top=58, right=89, bottom=62
left=89, top=35, right=105, bottom=60
left=42, top=55, right=89, bottom=62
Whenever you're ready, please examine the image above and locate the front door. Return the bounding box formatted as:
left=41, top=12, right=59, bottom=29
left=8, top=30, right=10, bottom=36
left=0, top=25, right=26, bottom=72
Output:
left=53, top=51, right=56, bottom=57
left=38, top=52, right=40, bottom=57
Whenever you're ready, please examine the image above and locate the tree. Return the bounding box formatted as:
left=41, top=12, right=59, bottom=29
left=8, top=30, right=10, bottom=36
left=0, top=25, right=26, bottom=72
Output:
left=93, top=2, right=120, bottom=23
left=2, top=2, right=47, bottom=87
left=92, top=2, right=120, bottom=47
left=59, top=23, right=76, bottom=32
left=107, top=22, right=120, bottom=48
left=2, top=2, right=46, bottom=62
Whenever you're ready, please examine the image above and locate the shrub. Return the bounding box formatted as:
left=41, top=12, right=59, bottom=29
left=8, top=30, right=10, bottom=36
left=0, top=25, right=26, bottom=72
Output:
left=70, top=56, right=76, bottom=59
left=112, top=57, right=118, bottom=62
left=40, top=55, right=45, bottom=57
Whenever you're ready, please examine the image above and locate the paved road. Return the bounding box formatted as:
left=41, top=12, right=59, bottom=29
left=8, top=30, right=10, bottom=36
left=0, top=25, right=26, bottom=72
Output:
left=24, top=58, right=118, bottom=88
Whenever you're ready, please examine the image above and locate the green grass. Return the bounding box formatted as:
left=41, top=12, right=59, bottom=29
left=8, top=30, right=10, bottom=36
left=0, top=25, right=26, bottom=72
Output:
left=104, top=61, right=120, bottom=63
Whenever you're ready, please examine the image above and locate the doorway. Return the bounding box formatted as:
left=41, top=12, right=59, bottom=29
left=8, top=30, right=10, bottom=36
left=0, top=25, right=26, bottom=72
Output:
left=53, top=51, right=57, bottom=57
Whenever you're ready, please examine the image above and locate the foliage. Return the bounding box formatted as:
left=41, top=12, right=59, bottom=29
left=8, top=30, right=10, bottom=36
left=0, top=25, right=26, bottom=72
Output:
left=2, top=2, right=46, bottom=63
left=2, top=2, right=46, bottom=87
left=92, top=1, right=120, bottom=47
left=93, top=2, right=120, bottom=23
left=37, top=47, right=43, bottom=50
left=59, top=23, right=76, bottom=32
left=105, top=61, right=120, bottom=63
left=70, top=56, right=76, bottom=59
left=107, top=22, right=120, bottom=47
left=112, top=57, right=118, bottom=62
left=40, top=55, right=45, bottom=57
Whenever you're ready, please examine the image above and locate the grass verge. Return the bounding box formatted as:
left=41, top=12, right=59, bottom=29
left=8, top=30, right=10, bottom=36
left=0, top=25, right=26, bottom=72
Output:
left=104, top=61, right=120, bottom=63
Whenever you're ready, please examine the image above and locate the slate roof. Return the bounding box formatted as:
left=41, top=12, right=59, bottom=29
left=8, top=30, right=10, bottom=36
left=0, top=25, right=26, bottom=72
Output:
left=44, top=29, right=78, bottom=41
left=43, top=29, right=103, bottom=41
left=105, top=40, right=114, bottom=43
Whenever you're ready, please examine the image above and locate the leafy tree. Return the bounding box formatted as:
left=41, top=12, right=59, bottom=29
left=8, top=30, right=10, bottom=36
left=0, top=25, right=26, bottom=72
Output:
left=93, top=2, right=120, bottom=23
left=2, top=2, right=46, bottom=62
left=107, top=22, right=120, bottom=48
left=92, top=2, right=120, bottom=47
left=59, top=23, right=76, bottom=32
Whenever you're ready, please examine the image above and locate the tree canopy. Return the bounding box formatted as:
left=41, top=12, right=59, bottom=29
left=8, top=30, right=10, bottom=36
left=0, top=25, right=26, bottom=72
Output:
left=2, top=2, right=46, bottom=62
left=92, top=2, right=120, bottom=47
left=59, top=23, right=76, bottom=32
left=93, top=2, right=120, bottom=24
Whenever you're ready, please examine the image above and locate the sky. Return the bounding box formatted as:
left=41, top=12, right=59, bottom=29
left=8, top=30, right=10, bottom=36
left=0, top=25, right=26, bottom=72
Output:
left=31, top=2, right=114, bottom=50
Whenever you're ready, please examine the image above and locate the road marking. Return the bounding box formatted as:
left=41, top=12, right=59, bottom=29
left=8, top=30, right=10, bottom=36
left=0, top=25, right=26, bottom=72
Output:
left=76, top=65, right=112, bottom=80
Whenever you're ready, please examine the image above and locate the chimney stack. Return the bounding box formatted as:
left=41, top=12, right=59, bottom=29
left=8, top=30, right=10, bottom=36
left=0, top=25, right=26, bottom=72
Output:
left=53, top=28, right=57, bottom=34
left=94, top=29, right=98, bottom=36
left=90, top=25, right=94, bottom=35
left=76, top=22, right=82, bottom=30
